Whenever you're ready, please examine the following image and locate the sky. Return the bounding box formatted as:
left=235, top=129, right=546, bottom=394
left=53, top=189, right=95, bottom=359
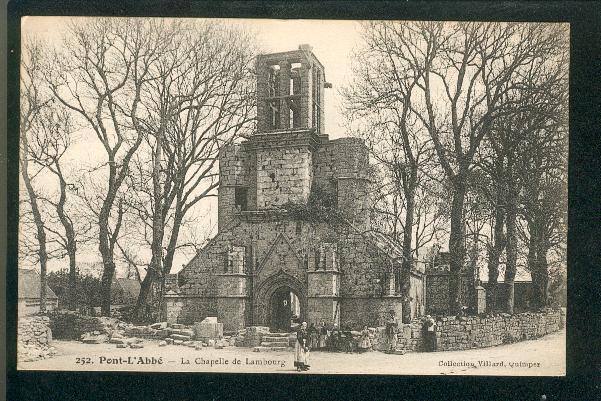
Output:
left=21, top=17, right=362, bottom=139
left=20, top=17, right=364, bottom=275
left=19, top=18, right=554, bottom=281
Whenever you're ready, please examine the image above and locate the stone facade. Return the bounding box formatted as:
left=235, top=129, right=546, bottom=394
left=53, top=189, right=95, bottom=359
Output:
left=166, top=45, right=425, bottom=332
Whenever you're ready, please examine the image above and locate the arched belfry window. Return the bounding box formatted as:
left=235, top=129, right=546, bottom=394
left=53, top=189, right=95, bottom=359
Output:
left=312, top=67, right=321, bottom=134
left=268, top=64, right=280, bottom=97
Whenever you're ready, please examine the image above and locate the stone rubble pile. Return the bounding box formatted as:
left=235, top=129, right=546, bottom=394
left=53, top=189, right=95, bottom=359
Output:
left=49, top=310, right=119, bottom=340
left=96, top=317, right=234, bottom=350
left=18, top=315, right=57, bottom=362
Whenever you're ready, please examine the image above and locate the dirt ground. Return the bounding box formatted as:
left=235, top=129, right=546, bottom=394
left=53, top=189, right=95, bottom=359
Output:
left=19, top=328, right=565, bottom=376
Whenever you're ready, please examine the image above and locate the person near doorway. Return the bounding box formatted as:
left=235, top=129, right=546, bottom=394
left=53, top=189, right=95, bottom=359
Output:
left=329, top=324, right=341, bottom=351
left=341, top=327, right=352, bottom=353
left=385, top=321, right=398, bottom=353
left=308, top=323, right=319, bottom=349
left=422, top=315, right=437, bottom=352
left=318, top=321, right=328, bottom=349
left=358, top=325, right=372, bottom=352
left=294, top=322, right=311, bottom=371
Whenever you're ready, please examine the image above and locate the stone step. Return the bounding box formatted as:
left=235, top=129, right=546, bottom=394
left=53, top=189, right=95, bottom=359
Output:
left=262, top=335, right=291, bottom=342
left=265, top=332, right=290, bottom=338
left=260, top=341, right=289, bottom=347
left=253, top=346, right=289, bottom=352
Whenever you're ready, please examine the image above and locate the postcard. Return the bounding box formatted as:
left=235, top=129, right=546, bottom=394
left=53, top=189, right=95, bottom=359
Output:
left=16, top=16, right=567, bottom=375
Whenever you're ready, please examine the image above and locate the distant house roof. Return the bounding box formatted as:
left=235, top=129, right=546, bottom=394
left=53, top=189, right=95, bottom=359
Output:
left=111, top=278, right=141, bottom=303
left=18, top=269, right=58, bottom=300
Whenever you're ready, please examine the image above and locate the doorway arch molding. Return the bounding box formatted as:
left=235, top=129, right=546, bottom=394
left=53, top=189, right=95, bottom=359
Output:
left=253, top=270, right=307, bottom=327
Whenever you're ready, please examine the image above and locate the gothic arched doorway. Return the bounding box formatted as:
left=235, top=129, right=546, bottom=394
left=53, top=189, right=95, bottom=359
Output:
left=254, top=271, right=307, bottom=331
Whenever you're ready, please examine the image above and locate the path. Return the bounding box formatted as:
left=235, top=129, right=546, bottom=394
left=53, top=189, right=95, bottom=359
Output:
left=19, top=328, right=565, bottom=376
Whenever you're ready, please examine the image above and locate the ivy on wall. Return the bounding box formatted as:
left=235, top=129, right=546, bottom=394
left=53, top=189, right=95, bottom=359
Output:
left=282, top=184, right=343, bottom=223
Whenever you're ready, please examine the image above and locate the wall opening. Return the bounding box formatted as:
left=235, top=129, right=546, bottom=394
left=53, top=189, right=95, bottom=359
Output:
left=269, top=286, right=301, bottom=332
left=268, top=64, right=280, bottom=97
left=267, top=100, right=280, bottom=130
left=312, top=67, right=321, bottom=133
left=235, top=187, right=248, bottom=211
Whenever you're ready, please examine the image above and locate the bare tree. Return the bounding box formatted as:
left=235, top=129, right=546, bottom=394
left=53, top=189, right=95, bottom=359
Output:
left=355, top=21, right=567, bottom=314
left=344, top=21, right=449, bottom=322
left=47, top=18, right=178, bottom=315
left=476, top=26, right=568, bottom=312
left=122, top=21, right=256, bottom=322
left=26, top=104, right=94, bottom=311
left=20, top=38, right=53, bottom=312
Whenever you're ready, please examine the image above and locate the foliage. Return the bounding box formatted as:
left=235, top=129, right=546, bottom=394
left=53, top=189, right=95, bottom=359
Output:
left=47, top=269, right=102, bottom=310
left=282, top=184, right=342, bottom=223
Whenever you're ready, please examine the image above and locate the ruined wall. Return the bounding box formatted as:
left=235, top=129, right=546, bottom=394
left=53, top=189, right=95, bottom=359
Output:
left=165, top=296, right=217, bottom=325
left=340, top=297, right=403, bottom=328
left=375, top=309, right=563, bottom=352
left=18, top=315, right=56, bottom=362
left=169, top=216, right=402, bottom=328
left=255, top=146, right=313, bottom=208
left=218, top=144, right=251, bottom=230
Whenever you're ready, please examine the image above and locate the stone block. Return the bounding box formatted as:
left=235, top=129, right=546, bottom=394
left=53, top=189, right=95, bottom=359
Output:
left=171, top=333, right=191, bottom=341
left=193, top=318, right=223, bottom=340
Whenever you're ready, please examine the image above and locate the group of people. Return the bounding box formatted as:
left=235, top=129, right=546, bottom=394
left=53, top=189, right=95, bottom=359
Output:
left=294, top=316, right=438, bottom=371
left=294, top=322, right=374, bottom=371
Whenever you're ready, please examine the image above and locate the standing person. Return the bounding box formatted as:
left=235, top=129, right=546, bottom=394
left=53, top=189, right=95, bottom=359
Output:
left=422, top=315, right=437, bottom=352
left=358, top=325, right=371, bottom=352
left=294, top=322, right=311, bottom=371
left=318, top=321, right=328, bottom=350
left=331, top=324, right=342, bottom=352
left=386, top=321, right=397, bottom=353
left=341, top=327, right=353, bottom=353
left=308, top=323, right=319, bottom=349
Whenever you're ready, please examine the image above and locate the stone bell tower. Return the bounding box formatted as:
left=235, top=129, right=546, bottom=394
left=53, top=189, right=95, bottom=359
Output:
left=249, top=44, right=329, bottom=210
left=217, top=44, right=331, bottom=230
left=256, top=44, right=326, bottom=135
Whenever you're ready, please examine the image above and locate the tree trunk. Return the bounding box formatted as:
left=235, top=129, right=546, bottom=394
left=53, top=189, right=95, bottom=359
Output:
left=400, top=184, right=415, bottom=323
left=68, top=248, right=77, bottom=310
left=55, top=168, right=78, bottom=310
left=486, top=206, right=505, bottom=312
left=20, top=139, right=48, bottom=313
left=527, top=218, right=549, bottom=310
left=504, top=197, right=518, bottom=314
left=132, top=125, right=165, bottom=323
left=99, top=198, right=116, bottom=316
left=448, top=177, right=467, bottom=315
left=133, top=267, right=158, bottom=322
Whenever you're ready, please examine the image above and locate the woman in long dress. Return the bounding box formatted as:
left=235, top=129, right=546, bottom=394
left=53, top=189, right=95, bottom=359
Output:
left=358, top=325, right=371, bottom=352
left=294, top=322, right=310, bottom=371
left=318, top=321, right=327, bottom=349
left=309, top=323, right=319, bottom=349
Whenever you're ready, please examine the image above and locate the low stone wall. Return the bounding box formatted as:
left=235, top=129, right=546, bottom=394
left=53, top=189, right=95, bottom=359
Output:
left=18, top=315, right=57, bottom=362
left=48, top=311, right=119, bottom=340
left=374, top=309, right=564, bottom=353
